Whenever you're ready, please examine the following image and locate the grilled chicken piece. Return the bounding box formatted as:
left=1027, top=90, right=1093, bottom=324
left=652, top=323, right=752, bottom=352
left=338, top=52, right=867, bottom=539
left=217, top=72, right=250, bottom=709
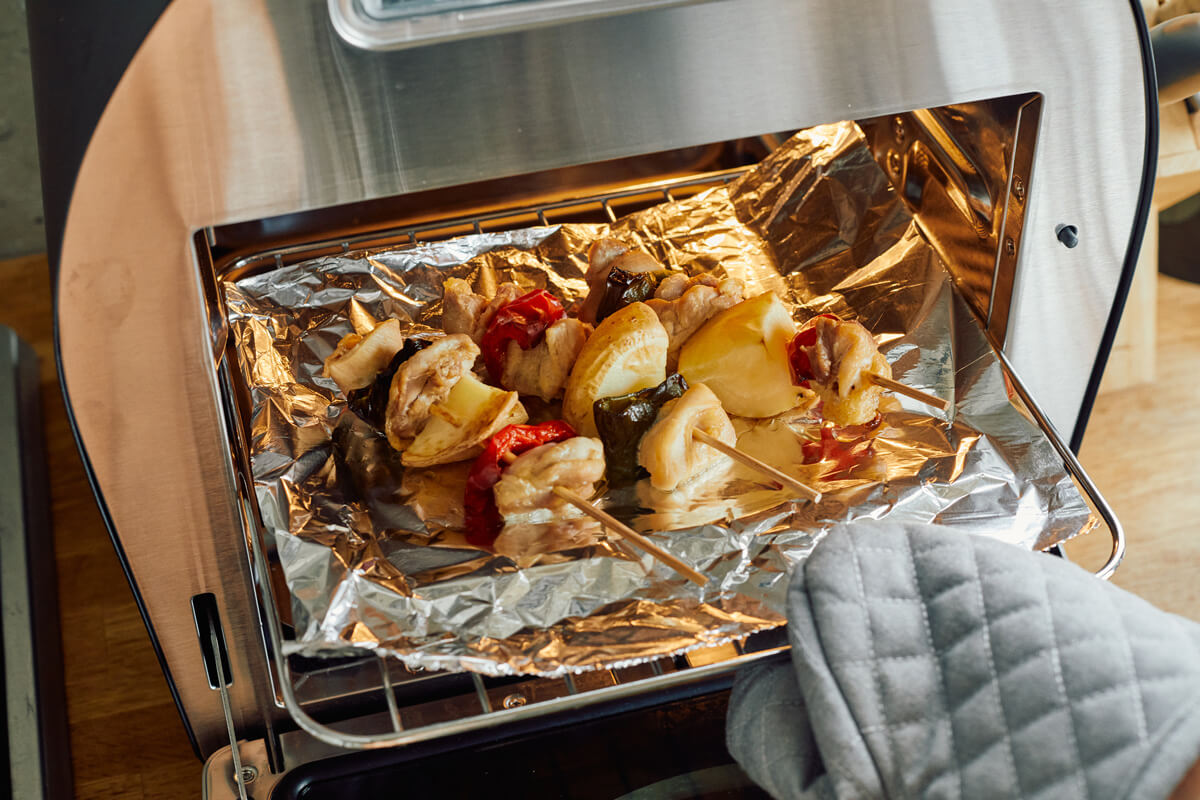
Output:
left=645, top=274, right=744, bottom=370
left=322, top=319, right=406, bottom=393
left=493, top=437, right=606, bottom=519
left=579, top=238, right=663, bottom=323
left=445, top=279, right=590, bottom=400
left=401, top=374, right=527, bottom=467
left=501, top=317, right=592, bottom=402
left=637, top=383, right=736, bottom=492
left=587, top=237, right=630, bottom=276
left=384, top=334, right=479, bottom=448
left=493, top=518, right=603, bottom=560
left=442, top=278, right=488, bottom=340
left=441, top=279, right=523, bottom=344
left=795, top=315, right=891, bottom=427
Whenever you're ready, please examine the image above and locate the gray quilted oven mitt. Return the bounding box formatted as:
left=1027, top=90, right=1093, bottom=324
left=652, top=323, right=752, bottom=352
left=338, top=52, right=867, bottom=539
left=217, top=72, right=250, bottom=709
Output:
left=727, top=520, right=1200, bottom=799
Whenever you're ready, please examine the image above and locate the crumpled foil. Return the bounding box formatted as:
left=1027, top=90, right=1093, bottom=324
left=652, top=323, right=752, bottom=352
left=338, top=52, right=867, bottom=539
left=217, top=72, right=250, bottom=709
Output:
left=224, top=121, right=1096, bottom=676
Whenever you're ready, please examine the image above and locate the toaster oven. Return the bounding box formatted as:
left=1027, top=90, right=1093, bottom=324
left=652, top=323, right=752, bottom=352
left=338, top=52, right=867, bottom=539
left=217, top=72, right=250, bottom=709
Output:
left=29, top=0, right=1165, bottom=796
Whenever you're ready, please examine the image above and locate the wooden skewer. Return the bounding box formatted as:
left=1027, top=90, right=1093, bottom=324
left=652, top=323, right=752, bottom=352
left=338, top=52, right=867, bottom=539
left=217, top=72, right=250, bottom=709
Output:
left=691, top=428, right=822, bottom=503
left=551, top=487, right=709, bottom=587
left=867, top=374, right=949, bottom=411
left=499, top=452, right=705, bottom=583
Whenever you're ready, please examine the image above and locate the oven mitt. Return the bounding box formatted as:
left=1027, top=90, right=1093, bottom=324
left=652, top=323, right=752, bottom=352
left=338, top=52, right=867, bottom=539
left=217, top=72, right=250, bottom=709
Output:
left=726, top=520, right=1200, bottom=799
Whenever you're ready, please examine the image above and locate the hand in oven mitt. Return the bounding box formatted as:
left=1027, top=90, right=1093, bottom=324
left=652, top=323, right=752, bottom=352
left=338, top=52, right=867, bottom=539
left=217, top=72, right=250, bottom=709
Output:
left=726, top=521, right=1200, bottom=799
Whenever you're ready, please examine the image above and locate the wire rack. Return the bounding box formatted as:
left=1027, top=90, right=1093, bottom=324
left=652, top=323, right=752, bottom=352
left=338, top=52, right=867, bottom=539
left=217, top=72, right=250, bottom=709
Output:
left=219, top=169, right=744, bottom=283
left=211, top=167, right=1124, bottom=765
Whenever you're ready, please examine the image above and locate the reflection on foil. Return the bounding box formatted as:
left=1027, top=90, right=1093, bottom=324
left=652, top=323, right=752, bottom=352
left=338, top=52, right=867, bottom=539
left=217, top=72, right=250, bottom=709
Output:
left=225, top=122, right=1095, bottom=677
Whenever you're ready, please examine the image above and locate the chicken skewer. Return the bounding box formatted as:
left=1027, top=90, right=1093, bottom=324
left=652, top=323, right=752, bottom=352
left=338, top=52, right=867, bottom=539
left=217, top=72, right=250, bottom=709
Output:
left=690, top=428, right=821, bottom=501
left=450, top=242, right=945, bottom=431
left=457, top=246, right=940, bottom=427
left=675, top=291, right=950, bottom=428
left=551, top=488, right=708, bottom=587
left=787, top=313, right=948, bottom=423
left=477, top=423, right=708, bottom=585
left=481, top=387, right=816, bottom=582
left=492, top=447, right=708, bottom=585
left=595, top=374, right=821, bottom=501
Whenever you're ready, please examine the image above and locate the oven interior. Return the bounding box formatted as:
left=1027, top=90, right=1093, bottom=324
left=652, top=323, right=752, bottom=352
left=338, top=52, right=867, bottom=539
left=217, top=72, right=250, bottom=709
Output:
left=193, top=93, right=1123, bottom=791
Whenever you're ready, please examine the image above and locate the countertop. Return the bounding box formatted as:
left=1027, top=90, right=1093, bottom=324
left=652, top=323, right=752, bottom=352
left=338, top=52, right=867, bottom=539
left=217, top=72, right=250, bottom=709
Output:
left=1, top=253, right=1197, bottom=799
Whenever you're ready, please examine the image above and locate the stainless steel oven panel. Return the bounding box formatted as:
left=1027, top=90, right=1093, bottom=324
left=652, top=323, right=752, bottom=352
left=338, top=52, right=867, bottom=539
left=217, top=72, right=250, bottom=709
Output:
left=861, top=94, right=1044, bottom=347
left=56, top=0, right=1150, bottom=754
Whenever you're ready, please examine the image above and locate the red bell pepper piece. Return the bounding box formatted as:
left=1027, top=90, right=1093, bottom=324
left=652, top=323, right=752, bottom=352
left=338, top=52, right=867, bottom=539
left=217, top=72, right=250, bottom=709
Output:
left=479, top=289, right=565, bottom=381
left=800, top=418, right=880, bottom=478
left=463, top=420, right=577, bottom=545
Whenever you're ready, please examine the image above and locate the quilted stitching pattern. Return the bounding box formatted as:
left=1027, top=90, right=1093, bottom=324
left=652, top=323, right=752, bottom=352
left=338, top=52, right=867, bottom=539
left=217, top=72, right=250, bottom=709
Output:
left=726, top=521, right=1200, bottom=799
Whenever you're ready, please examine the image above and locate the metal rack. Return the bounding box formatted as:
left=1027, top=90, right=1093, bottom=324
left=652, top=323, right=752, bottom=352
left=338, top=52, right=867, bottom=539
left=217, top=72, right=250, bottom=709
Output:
left=207, top=169, right=1125, bottom=797
left=218, top=169, right=745, bottom=283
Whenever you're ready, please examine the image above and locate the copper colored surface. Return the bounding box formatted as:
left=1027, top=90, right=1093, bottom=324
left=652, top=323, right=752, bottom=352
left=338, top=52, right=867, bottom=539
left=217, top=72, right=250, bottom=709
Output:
left=0, top=254, right=1195, bottom=795
left=0, top=254, right=195, bottom=797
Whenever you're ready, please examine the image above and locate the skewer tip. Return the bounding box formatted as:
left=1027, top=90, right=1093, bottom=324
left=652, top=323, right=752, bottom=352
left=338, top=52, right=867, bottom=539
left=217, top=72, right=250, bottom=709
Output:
left=551, top=486, right=708, bottom=587
left=691, top=428, right=822, bottom=503
left=868, top=373, right=950, bottom=412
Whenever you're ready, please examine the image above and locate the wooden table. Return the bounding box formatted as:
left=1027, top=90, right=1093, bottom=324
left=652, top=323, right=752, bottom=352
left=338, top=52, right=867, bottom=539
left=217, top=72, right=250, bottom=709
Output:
left=2, top=253, right=1196, bottom=799
left=1, top=254, right=197, bottom=798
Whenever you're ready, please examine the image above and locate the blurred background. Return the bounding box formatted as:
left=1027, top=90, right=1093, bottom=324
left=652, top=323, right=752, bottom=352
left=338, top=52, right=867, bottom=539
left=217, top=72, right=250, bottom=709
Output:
left=0, top=0, right=42, bottom=259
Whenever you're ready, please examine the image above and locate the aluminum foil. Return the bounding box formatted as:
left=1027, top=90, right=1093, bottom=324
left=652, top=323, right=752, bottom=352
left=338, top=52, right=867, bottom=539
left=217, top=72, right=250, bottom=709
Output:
left=224, top=121, right=1096, bottom=676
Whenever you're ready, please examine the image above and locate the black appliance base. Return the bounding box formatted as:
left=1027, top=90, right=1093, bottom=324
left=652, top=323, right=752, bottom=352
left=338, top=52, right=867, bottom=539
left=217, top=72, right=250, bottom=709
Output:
left=272, top=691, right=767, bottom=800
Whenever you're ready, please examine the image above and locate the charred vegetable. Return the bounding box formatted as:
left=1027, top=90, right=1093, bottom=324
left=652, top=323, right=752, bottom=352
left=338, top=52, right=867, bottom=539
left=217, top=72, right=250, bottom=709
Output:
left=330, top=414, right=407, bottom=523
left=593, top=373, right=688, bottom=487
left=345, top=338, right=431, bottom=429
left=595, top=267, right=663, bottom=324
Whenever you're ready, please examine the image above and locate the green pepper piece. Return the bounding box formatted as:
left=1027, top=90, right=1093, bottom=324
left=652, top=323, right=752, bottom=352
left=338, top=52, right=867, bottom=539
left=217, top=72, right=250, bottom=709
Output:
left=595, top=267, right=662, bottom=323
left=593, top=373, right=689, bottom=487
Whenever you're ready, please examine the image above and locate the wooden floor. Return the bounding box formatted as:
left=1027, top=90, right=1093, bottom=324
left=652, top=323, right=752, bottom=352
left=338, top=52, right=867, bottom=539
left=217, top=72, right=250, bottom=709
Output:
left=1065, top=273, right=1200, bottom=619
left=0, top=254, right=1197, bottom=798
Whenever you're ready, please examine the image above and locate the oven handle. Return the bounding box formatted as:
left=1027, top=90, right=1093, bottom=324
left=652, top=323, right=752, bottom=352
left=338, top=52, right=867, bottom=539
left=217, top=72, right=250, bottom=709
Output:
left=1151, top=13, right=1200, bottom=104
